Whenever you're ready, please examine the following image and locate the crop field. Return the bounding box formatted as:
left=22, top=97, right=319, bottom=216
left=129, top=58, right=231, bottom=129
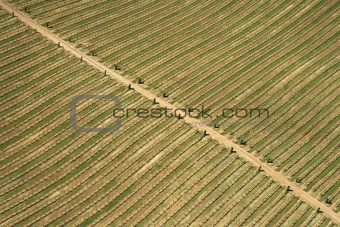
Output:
left=10, top=0, right=339, bottom=213
left=1, top=7, right=337, bottom=226
left=1, top=0, right=339, bottom=226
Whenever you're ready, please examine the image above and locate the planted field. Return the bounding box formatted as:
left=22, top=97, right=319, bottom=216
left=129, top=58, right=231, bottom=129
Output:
left=12, top=0, right=340, bottom=212
left=1, top=7, right=337, bottom=226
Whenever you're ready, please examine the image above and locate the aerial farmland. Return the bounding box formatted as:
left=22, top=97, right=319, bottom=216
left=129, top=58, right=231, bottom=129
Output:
left=0, top=0, right=339, bottom=226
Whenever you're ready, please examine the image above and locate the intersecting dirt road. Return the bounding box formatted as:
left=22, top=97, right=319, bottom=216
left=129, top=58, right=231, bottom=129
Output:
left=1, top=0, right=338, bottom=224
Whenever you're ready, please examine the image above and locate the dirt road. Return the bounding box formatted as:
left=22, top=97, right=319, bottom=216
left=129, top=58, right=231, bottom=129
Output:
left=1, top=0, right=338, bottom=224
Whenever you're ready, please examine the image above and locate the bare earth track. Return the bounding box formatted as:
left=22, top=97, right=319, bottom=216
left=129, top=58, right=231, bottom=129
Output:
left=1, top=0, right=338, bottom=224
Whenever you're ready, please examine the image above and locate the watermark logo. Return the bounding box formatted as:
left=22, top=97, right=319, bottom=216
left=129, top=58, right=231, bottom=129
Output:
left=70, top=95, right=121, bottom=132
left=70, top=94, right=269, bottom=133
left=112, top=106, right=269, bottom=120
